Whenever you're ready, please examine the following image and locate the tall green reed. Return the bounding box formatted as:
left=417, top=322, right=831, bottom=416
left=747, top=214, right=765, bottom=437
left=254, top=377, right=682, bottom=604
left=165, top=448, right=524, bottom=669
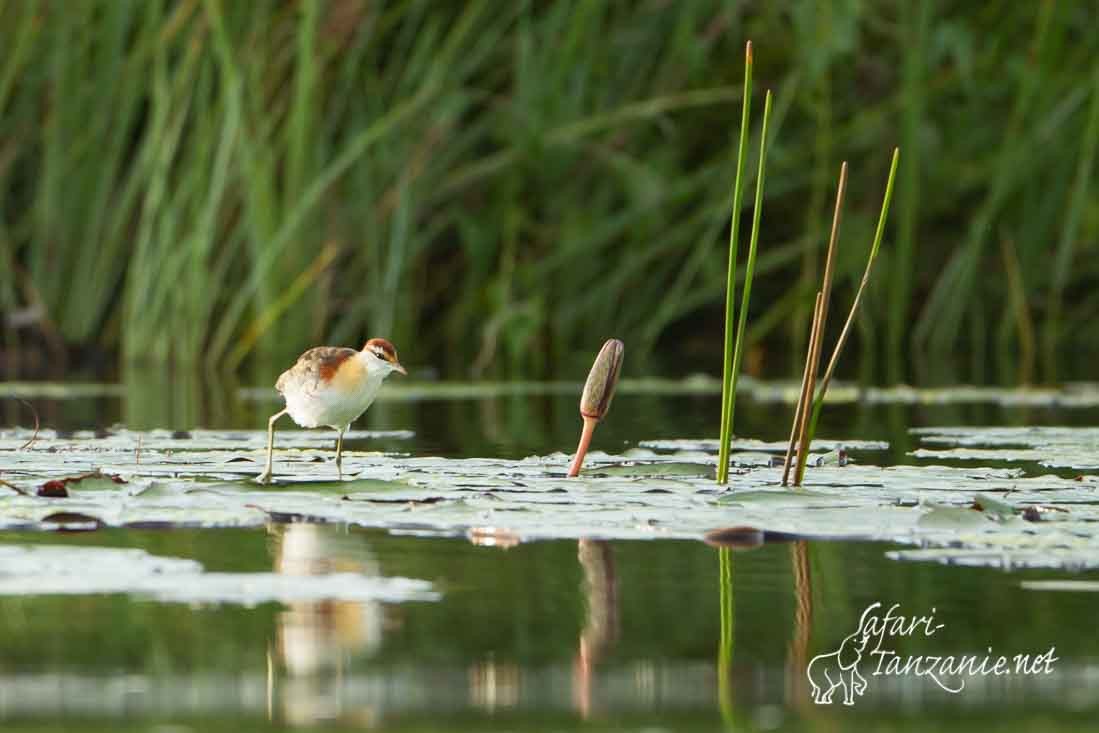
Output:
left=716, top=41, right=753, bottom=486
left=718, top=84, right=772, bottom=485
left=1, top=2, right=1097, bottom=382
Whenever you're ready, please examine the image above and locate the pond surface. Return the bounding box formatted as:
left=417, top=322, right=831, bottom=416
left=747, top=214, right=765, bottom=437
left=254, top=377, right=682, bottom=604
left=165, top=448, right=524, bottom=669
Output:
left=1, top=379, right=1098, bottom=731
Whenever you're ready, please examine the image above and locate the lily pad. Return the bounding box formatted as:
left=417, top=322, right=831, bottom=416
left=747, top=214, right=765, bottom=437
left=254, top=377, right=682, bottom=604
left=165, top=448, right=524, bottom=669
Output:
left=2, top=428, right=1099, bottom=570
left=593, top=462, right=716, bottom=478
left=916, top=506, right=994, bottom=530
left=912, top=427, right=1099, bottom=470
left=1021, top=580, right=1099, bottom=592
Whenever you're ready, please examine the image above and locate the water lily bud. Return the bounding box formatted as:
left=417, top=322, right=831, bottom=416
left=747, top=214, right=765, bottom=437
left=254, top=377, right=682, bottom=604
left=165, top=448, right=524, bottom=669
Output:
left=580, top=339, right=624, bottom=421
left=568, top=339, right=624, bottom=478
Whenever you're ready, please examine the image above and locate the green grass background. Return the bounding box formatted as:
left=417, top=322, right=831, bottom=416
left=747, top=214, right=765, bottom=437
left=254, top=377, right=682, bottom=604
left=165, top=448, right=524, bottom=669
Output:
left=1, top=0, right=1096, bottom=384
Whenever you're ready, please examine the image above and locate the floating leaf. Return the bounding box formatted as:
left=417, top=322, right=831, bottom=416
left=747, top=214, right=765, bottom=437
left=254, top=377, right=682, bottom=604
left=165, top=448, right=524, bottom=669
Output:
left=973, top=494, right=1018, bottom=520
left=0, top=428, right=1097, bottom=569
left=594, top=462, right=716, bottom=478
left=917, top=505, right=994, bottom=529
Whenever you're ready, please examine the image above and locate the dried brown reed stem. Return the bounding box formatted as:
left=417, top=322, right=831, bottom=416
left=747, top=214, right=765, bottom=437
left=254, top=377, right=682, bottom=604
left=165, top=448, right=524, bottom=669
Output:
left=0, top=479, right=30, bottom=496
left=782, top=163, right=847, bottom=486
left=812, top=248, right=884, bottom=420
left=17, top=399, right=40, bottom=450
left=792, top=164, right=847, bottom=485
left=792, top=294, right=826, bottom=483
left=781, top=292, right=822, bottom=486
left=818, top=163, right=847, bottom=328
left=803, top=149, right=900, bottom=460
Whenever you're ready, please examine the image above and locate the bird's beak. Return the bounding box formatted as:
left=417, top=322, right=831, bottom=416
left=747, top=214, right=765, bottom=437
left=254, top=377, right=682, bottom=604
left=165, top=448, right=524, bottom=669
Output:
left=392, top=361, right=407, bottom=376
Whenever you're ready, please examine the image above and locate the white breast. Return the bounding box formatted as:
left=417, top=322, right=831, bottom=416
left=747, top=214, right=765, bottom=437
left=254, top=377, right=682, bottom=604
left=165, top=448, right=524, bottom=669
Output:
left=284, top=353, right=386, bottom=429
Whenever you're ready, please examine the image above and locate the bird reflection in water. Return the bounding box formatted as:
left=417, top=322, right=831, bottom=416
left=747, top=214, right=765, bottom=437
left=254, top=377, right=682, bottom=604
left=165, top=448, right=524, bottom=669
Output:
left=466, top=528, right=523, bottom=711
left=269, top=524, right=388, bottom=727
left=573, top=539, right=619, bottom=719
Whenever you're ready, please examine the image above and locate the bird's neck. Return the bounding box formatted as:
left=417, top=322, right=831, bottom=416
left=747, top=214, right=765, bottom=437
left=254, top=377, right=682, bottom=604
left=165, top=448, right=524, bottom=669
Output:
left=356, top=351, right=390, bottom=382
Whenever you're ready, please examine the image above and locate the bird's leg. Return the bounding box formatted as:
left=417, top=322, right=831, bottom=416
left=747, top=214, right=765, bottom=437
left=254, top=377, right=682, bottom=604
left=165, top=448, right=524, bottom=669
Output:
left=257, top=409, right=287, bottom=484
left=335, top=425, right=347, bottom=480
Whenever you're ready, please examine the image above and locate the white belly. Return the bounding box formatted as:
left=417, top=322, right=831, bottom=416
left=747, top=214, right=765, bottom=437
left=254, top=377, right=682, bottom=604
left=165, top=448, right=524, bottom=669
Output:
left=284, top=370, right=384, bottom=429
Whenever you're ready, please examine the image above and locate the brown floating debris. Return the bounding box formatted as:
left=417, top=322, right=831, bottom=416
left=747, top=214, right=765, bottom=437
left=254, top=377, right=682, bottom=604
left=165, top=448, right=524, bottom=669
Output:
left=37, top=470, right=127, bottom=498
left=568, top=339, right=625, bottom=478
left=1023, top=504, right=1069, bottom=523
left=703, top=526, right=765, bottom=550
left=41, top=512, right=103, bottom=531
left=37, top=480, right=69, bottom=498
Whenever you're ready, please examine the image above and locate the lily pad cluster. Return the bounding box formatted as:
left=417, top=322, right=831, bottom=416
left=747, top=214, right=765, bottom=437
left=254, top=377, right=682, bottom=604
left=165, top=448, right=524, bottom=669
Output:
left=0, top=426, right=1096, bottom=573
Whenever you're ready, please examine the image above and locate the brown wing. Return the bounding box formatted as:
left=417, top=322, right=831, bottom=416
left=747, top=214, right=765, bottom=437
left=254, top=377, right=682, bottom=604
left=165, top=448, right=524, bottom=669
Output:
left=276, top=346, right=358, bottom=394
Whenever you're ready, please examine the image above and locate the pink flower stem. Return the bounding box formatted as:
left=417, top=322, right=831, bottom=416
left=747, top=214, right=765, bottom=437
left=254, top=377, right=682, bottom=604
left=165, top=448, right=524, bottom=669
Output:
left=567, top=416, right=598, bottom=477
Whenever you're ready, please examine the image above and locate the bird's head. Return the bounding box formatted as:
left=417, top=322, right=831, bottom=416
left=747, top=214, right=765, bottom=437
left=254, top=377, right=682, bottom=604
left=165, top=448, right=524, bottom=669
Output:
left=363, top=338, right=407, bottom=376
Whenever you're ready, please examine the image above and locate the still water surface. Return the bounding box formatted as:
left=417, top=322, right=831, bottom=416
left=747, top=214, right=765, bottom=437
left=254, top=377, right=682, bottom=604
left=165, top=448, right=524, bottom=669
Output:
left=2, top=382, right=1098, bottom=730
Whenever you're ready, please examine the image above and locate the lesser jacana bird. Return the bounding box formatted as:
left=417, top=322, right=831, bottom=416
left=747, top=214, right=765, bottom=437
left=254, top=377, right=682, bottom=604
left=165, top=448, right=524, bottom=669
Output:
left=257, top=338, right=406, bottom=484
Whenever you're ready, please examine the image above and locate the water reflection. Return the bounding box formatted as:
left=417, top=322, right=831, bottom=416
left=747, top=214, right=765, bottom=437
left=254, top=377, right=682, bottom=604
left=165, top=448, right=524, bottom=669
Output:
left=573, top=540, right=619, bottom=719
left=717, top=547, right=735, bottom=727
left=270, top=524, right=386, bottom=726
left=0, top=528, right=1095, bottom=729
left=469, top=659, right=521, bottom=712
left=785, top=541, right=813, bottom=713
left=716, top=537, right=816, bottom=728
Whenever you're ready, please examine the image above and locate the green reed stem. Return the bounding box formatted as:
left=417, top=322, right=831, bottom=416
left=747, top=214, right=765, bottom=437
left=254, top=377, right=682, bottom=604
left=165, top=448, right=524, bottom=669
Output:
left=725, top=90, right=772, bottom=470
left=717, top=41, right=753, bottom=485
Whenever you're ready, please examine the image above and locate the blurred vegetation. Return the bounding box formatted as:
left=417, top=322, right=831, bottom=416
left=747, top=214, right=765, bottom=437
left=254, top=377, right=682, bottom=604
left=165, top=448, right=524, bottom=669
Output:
left=0, top=0, right=1096, bottom=383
